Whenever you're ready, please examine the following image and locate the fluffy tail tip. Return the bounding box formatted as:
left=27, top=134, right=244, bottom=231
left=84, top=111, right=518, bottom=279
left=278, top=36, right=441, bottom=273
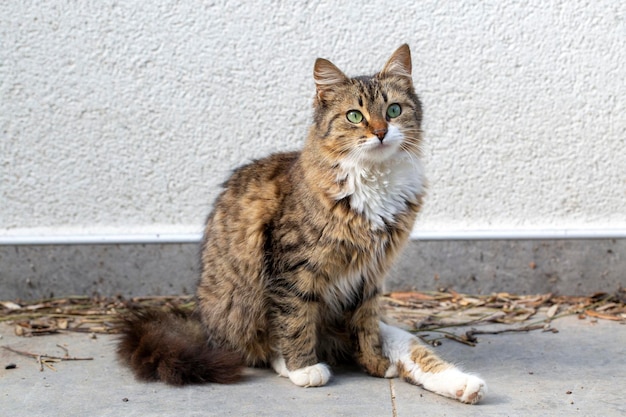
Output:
left=116, top=308, right=244, bottom=385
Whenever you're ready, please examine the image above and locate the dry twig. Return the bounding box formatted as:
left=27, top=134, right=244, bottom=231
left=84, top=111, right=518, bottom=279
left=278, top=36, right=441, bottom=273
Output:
left=1, top=345, right=93, bottom=372
left=382, top=287, right=625, bottom=346
left=1, top=288, right=624, bottom=346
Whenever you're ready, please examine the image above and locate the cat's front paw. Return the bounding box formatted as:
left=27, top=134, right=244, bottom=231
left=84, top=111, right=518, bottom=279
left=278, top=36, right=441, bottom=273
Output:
left=422, top=368, right=487, bottom=404
left=288, top=363, right=332, bottom=387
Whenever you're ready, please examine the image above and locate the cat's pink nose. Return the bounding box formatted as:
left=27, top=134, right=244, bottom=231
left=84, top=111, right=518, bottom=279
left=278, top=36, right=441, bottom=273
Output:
left=373, top=128, right=387, bottom=141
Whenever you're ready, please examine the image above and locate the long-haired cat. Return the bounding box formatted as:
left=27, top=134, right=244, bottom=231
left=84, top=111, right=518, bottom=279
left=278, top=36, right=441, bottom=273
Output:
left=117, top=44, right=487, bottom=404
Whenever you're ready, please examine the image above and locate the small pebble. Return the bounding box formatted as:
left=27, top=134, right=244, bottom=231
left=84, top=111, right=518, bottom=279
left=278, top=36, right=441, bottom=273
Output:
left=5, top=363, right=17, bottom=370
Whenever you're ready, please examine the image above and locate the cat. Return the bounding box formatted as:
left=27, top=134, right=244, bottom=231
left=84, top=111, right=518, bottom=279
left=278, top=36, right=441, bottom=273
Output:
left=117, top=44, right=487, bottom=404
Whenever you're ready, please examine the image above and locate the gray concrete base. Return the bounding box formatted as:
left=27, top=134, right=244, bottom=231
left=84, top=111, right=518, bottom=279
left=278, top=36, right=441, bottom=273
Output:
left=1, top=239, right=624, bottom=300
left=390, top=238, right=625, bottom=295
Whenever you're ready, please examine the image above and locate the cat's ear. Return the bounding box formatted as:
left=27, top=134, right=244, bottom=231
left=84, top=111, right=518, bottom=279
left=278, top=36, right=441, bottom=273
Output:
left=380, top=44, right=412, bottom=79
left=314, top=58, right=348, bottom=101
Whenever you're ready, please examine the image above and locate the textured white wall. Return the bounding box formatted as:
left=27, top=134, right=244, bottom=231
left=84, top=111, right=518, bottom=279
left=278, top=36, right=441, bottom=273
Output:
left=2, top=0, right=625, bottom=240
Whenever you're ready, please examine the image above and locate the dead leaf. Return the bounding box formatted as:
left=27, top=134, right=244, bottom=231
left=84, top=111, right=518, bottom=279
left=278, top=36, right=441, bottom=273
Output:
left=546, top=304, right=559, bottom=318
left=1, top=301, right=22, bottom=310
left=388, top=291, right=436, bottom=301
left=596, top=303, right=618, bottom=312
left=585, top=310, right=622, bottom=321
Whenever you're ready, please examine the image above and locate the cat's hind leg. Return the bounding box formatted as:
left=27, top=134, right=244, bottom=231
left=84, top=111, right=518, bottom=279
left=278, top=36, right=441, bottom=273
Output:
left=380, top=321, right=487, bottom=404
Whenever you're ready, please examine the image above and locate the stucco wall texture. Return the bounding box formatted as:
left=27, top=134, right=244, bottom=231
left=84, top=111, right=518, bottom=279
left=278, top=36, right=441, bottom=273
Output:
left=2, top=1, right=625, bottom=239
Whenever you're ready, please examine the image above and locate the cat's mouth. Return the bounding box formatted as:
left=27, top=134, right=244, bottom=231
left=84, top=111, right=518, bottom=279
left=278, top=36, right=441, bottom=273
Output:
left=362, top=140, right=402, bottom=163
left=375, top=140, right=394, bottom=148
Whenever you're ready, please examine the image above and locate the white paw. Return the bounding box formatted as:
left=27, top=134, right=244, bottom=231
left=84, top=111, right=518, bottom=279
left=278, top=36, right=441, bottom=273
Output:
left=271, top=356, right=289, bottom=378
left=456, top=373, right=487, bottom=404
left=288, top=363, right=332, bottom=387
left=384, top=363, right=399, bottom=378
left=421, top=368, right=487, bottom=404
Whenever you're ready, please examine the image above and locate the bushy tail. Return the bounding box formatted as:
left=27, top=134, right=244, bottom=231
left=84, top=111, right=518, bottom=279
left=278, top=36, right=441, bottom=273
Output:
left=116, top=307, right=244, bottom=385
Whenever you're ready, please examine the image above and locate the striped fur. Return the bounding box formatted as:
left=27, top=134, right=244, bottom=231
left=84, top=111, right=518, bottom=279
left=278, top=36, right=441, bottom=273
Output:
left=117, top=45, right=486, bottom=404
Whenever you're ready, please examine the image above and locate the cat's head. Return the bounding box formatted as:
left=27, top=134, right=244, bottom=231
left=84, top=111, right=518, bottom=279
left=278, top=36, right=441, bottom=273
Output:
left=309, top=44, right=422, bottom=167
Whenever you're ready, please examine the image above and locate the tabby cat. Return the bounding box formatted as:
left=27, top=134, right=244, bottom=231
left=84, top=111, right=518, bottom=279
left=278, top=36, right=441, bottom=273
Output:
left=117, top=44, right=487, bottom=404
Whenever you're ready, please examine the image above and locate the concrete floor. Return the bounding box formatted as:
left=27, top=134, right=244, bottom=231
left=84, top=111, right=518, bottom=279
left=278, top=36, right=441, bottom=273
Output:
left=1, top=316, right=624, bottom=417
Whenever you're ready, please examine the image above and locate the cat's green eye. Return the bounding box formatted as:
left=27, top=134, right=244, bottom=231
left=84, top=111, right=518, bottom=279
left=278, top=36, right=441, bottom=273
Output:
left=346, top=110, right=363, bottom=124
left=386, top=103, right=402, bottom=119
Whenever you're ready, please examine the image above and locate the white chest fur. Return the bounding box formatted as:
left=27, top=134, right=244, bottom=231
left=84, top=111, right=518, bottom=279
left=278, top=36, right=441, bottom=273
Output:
left=336, top=155, right=425, bottom=228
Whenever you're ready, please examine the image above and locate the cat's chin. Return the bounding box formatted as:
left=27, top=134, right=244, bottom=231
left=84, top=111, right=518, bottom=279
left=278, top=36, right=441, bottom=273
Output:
left=362, top=143, right=405, bottom=165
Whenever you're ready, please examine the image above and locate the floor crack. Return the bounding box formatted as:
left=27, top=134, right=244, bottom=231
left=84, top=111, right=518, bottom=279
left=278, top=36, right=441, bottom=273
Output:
left=389, top=379, right=398, bottom=417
